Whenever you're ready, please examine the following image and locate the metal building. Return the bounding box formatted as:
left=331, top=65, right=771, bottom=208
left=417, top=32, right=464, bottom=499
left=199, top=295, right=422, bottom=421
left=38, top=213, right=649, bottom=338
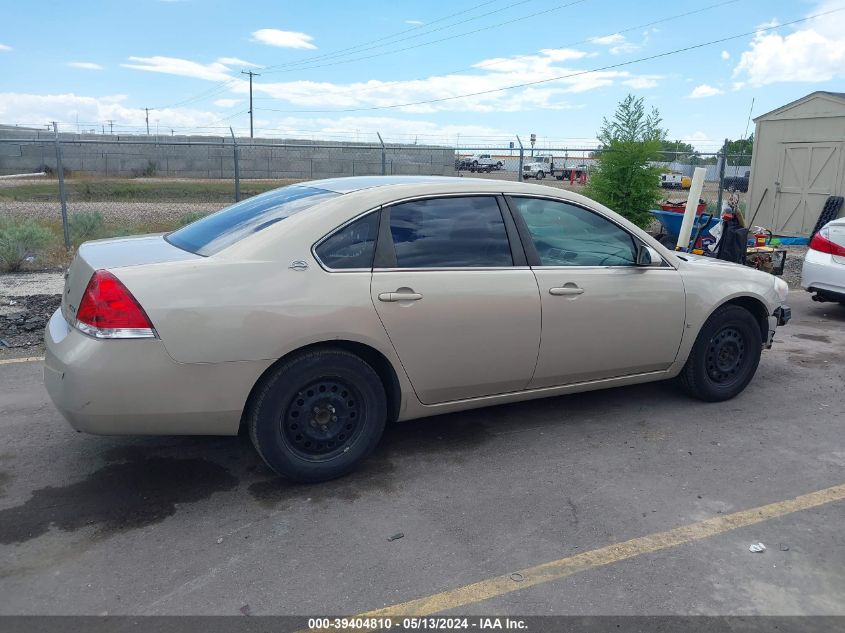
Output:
left=747, top=91, right=845, bottom=237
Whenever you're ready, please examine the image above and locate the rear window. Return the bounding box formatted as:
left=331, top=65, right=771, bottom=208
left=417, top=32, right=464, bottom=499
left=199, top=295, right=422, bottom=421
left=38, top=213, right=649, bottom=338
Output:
left=166, top=185, right=339, bottom=255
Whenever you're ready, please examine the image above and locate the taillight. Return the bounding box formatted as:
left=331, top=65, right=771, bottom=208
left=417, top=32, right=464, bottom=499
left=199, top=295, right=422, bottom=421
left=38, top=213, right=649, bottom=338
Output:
left=809, top=228, right=845, bottom=256
left=75, top=270, right=156, bottom=339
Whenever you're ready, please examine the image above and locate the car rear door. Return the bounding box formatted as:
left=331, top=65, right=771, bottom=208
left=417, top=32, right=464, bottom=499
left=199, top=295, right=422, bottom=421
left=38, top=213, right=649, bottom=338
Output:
left=371, top=195, right=541, bottom=404
left=507, top=196, right=686, bottom=388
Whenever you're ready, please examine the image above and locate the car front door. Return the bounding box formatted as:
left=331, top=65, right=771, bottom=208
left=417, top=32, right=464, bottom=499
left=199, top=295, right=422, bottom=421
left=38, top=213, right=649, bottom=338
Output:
left=371, top=195, right=541, bottom=404
left=507, top=196, right=686, bottom=389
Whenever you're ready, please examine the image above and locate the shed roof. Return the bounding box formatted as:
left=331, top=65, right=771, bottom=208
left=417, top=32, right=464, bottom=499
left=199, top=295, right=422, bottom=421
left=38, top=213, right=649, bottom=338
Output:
left=754, top=91, right=845, bottom=122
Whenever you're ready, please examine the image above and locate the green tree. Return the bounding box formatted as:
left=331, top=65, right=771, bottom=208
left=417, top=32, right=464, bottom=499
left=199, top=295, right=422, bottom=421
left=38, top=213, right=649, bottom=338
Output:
left=659, top=139, right=696, bottom=163
left=584, top=95, right=665, bottom=228
left=724, top=135, right=753, bottom=165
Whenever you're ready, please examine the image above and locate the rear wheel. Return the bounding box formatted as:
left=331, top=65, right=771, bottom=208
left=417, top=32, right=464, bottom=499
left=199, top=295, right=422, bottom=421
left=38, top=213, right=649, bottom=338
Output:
left=677, top=305, right=762, bottom=401
left=248, top=349, right=387, bottom=482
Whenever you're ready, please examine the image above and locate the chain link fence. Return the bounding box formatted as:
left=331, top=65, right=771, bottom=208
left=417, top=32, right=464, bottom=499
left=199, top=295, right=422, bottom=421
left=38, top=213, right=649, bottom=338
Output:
left=0, top=126, right=751, bottom=270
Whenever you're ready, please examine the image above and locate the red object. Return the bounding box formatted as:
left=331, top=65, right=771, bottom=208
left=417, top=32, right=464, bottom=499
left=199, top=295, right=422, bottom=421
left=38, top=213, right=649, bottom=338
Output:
left=76, top=270, right=154, bottom=330
left=660, top=201, right=706, bottom=214
left=809, top=227, right=845, bottom=256
left=570, top=169, right=575, bottom=185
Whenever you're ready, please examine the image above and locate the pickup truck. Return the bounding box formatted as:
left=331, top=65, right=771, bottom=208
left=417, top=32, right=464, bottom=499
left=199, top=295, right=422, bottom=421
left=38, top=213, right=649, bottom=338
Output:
left=461, top=154, right=504, bottom=172
left=722, top=169, right=750, bottom=192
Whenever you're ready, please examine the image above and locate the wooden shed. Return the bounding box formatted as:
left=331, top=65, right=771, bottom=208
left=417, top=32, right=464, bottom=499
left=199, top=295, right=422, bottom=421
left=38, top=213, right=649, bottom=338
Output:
left=747, top=91, right=845, bottom=237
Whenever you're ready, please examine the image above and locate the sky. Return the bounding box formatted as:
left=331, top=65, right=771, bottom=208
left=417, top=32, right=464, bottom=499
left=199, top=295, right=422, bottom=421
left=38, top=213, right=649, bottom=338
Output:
left=1, top=0, right=844, bottom=152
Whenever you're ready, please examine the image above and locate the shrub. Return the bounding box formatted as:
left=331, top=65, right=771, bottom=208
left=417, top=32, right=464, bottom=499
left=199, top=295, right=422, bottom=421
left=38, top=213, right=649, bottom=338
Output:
left=69, top=210, right=105, bottom=244
left=583, top=94, right=665, bottom=228
left=177, top=211, right=207, bottom=227
left=0, top=220, right=54, bottom=272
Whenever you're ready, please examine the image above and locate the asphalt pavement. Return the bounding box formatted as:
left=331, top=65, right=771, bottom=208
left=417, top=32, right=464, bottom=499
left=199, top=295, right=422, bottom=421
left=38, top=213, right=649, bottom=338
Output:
left=0, top=292, right=843, bottom=616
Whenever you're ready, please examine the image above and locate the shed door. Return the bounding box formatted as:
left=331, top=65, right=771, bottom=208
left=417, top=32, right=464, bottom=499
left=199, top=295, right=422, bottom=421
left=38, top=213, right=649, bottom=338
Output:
left=775, top=143, right=841, bottom=235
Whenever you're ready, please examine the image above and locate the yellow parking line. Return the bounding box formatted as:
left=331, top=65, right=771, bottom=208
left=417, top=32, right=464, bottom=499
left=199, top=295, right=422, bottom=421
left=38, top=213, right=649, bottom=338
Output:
left=361, top=483, right=845, bottom=616
left=0, top=356, right=44, bottom=365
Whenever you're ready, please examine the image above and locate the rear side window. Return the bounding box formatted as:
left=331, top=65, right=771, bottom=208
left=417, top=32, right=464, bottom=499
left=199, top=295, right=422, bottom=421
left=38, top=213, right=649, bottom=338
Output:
left=315, top=212, right=380, bottom=270
left=387, top=197, right=512, bottom=268
left=166, top=185, right=338, bottom=256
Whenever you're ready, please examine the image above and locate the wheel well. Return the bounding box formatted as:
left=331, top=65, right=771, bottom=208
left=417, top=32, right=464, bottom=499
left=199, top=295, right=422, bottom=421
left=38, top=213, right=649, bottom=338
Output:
left=722, top=296, right=769, bottom=343
left=242, top=341, right=402, bottom=429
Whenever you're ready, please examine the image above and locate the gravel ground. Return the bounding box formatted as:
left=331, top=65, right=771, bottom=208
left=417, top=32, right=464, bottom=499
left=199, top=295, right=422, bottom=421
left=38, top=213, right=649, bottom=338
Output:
left=0, top=200, right=224, bottom=223
left=0, top=272, right=64, bottom=352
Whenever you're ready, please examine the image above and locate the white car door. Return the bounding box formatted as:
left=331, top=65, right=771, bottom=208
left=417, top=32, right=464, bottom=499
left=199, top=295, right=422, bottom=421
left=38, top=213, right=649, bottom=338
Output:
left=507, top=196, right=686, bottom=388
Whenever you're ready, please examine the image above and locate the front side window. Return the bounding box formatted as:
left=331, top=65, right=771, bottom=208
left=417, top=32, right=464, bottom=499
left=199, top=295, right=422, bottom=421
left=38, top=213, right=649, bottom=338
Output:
left=510, top=197, right=637, bottom=267
left=315, top=212, right=379, bottom=270
left=387, top=197, right=512, bottom=268
left=167, top=185, right=339, bottom=256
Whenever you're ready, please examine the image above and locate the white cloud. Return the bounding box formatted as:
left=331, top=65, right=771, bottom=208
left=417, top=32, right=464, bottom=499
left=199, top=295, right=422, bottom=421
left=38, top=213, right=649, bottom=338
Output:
left=733, top=2, right=845, bottom=86
left=266, top=115, right=513, bottom=144
left=590, top=33, right=624, bottom=45
left=721, top=50, right=730, bottom=60
left=68, top=62, right=104, bottom=70
left=251, top=29, right=316, bottom=49
left=688, top=84, right=724, bottom=98
left=249, top=47, right=659, bottom=114
left=213, top=98, right=241, bottom=108
left=217, top=57, right=261, bottom=68
left=0, top=43, right=12, bottom=52
left=405, top=20, right=424, bottom=25
left=623, top=75, right=661, bottom=89
left=589, top=33, right=639, bottom=55
left=121, top=56, right=250, bottom=82
left=0, top=92, right=227, bottom=131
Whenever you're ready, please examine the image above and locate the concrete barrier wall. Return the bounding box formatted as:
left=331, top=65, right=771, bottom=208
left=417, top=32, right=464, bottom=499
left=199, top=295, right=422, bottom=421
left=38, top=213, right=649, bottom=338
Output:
left=0, top=127, right=457, bottom=179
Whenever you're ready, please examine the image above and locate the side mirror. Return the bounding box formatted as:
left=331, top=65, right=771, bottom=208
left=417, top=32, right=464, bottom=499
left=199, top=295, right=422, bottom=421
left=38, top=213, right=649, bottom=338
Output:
left=636, top=244, right=663, bottom=267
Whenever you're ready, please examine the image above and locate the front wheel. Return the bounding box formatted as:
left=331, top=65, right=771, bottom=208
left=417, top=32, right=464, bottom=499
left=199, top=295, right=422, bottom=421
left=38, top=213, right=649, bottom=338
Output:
left=677, top=305, right=762, bottom=402
left=248, top=349, right=387, bottom=482
left=536, top=171, right=545, bottom=180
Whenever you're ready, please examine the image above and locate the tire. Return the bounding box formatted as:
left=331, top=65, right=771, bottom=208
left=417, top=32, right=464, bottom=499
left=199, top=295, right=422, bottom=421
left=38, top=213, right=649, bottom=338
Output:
left=248, top=348, right=387, bottom=482
left=810, top=196, right=844, bottom=238
left=677, top=305, right=762, bottom=402
left=536, top=171, right=545, bottom=180
left=472, top=161, right=479, bottom=169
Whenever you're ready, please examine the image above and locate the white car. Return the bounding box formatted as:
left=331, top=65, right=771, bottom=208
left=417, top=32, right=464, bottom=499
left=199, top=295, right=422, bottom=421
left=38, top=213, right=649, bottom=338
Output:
left=802, top=217, right=845, bottom=304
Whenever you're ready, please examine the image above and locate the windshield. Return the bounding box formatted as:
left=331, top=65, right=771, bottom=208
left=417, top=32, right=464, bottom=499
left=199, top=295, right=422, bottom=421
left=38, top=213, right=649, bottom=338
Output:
left=166, top=185, right=339, bottom=256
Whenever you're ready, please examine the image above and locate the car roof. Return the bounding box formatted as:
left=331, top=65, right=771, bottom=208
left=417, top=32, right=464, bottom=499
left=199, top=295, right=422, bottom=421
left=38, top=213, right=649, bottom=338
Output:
left=299, top=176, right=540, bottom=193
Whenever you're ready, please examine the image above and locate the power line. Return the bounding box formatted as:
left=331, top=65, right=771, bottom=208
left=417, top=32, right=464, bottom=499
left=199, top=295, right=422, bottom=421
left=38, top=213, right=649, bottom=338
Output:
left=252, top=0, right=740, bottom=104
left=142, top=0, right=510, bottom=112
left=254, top=8, right=845, bottom=114
left=257, top=0, right=513, bottom=72
left=259, top=0, right=590, bottom=75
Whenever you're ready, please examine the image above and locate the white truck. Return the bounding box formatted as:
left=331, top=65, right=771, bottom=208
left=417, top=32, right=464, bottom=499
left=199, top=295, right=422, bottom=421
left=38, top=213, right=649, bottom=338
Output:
left=521, top=155, right=555, bottom=180
left=462, top=154, right=504, bottom=172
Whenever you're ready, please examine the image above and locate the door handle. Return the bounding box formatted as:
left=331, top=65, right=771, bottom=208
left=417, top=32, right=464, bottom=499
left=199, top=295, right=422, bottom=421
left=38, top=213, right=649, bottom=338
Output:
left=378, top=291, right=423, bottom=302
left=549, top=286, right=584, bottom=296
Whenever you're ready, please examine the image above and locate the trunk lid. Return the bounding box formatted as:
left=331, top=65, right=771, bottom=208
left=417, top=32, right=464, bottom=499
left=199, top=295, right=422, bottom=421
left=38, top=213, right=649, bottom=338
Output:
left=62, top=235, right=200, bottom=323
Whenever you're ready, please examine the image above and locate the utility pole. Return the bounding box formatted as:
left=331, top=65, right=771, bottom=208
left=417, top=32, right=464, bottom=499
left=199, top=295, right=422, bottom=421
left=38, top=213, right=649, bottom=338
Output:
left=145, top=108, right=150, bottom=135
left=101, top=124, right=105, bottom=135
left=107, top=120, right=114, bottom=135
left=241, top=70, right=261, bottom=138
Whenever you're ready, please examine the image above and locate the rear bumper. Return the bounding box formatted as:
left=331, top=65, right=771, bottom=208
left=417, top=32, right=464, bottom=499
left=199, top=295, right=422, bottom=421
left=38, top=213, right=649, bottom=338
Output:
left=44, top=309, right=269, bottom=436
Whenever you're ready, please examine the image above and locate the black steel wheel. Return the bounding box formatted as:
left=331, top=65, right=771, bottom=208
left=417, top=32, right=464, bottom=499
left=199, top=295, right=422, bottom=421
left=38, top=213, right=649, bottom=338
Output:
left=249, top=348, right=387, bottom=482
left=677, top=304, right=762, bottom=402
left=282, top=378, right=364, bottom=461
